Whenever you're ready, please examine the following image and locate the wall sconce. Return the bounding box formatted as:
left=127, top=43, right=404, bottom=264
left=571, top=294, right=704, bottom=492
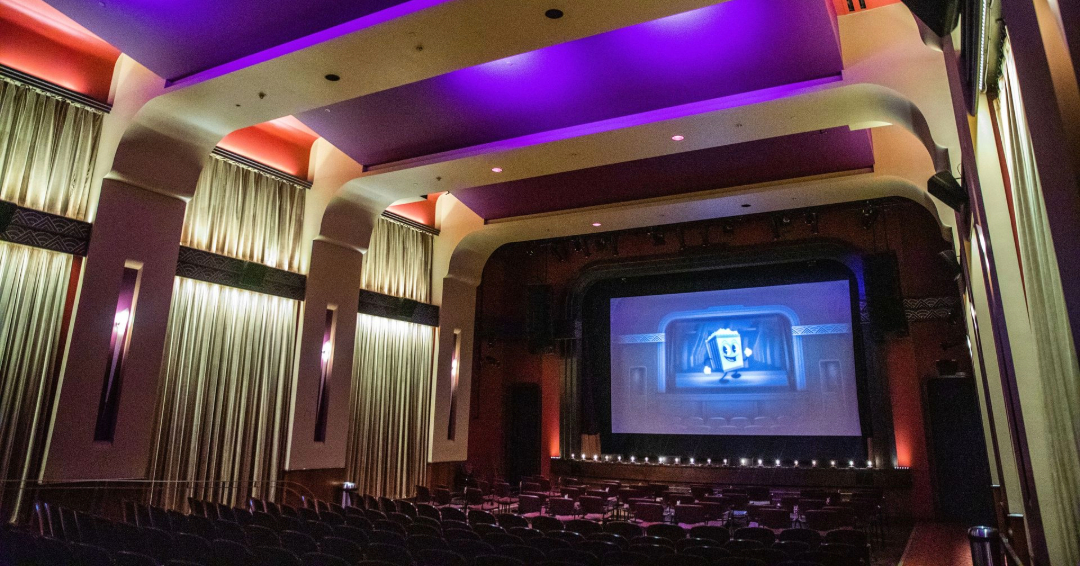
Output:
left=94, top=265, right=141, bottom=442
left=447, top=330, right=461, bottom=440
left=314, top=307, right=336, bottom=442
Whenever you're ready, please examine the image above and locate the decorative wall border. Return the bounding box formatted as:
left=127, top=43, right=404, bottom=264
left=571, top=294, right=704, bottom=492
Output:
left=904, top=296, right=960, bottom=321
left=175, top=246, right=307, bottom=301
left=0, top=201, right=92, bottom=255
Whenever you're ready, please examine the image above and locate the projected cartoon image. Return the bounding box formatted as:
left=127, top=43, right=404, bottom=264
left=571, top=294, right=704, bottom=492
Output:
left=707, top=328, right=746, bottom=374
left=665, top=310, right=798, bottom=391
left=609, top=279, right=862, bottom=437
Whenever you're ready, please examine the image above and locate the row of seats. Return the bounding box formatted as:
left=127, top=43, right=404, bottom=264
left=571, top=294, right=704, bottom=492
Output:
left=5, top=495, right=873, bottom=566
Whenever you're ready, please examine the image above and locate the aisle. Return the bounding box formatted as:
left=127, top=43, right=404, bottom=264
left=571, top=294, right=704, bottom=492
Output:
left=898, top=523, right=973, bottom=566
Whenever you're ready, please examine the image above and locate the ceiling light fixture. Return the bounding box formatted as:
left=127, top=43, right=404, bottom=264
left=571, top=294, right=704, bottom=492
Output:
left=592, top=222, right=602, bottom=227
left=491, top=167, right=503, bottom=173
left=324, top=74, right=341, bottom=82
left=671, top=135, right=685, bottom=141
left=545, top=8, right=564, bottom=19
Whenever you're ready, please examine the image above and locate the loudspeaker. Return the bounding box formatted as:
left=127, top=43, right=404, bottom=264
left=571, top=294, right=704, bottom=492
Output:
left=0, top=201, right=15, bottom=232
left=239, top=262, right=269, bottom=288
left=526, top=285, right=554, bottom=354
left=901, top=0, right=961, bottom=37
left=864, top=252, right=908, bottom=338
left=928, top=171, right=969, bottom=212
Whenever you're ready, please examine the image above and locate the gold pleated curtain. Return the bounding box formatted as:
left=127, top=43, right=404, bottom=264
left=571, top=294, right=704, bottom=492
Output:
left=0, top=244, right=73, bottom=521
left=0, top=79, right=102, bottom=221
left=346, top=314, right=434, bottom=498
left=181, top=155, right=306, bottom=272
left=149, top=154, right=306, bottom=509
left=995, top=37, right=1080, bottom=565
left=360, top=217, right=433, bottom=303
left=0, top=79, right=101, bottom=522
left=347, top=218, right=436, bottom=497
left=148, top=278, right=298, bottom=509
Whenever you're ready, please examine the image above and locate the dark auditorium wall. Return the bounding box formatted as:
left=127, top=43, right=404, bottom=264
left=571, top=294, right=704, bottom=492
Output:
left=467, top=197, right=971, bottom=520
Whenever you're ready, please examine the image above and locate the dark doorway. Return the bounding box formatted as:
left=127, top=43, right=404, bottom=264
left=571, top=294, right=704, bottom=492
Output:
left=505, top=384, right=542, bottom=485
left=925, top=376, right=995, bottom=525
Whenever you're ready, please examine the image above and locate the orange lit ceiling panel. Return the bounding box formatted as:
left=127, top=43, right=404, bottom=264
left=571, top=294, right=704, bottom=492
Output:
left=0, top=0, right=119, bottom=101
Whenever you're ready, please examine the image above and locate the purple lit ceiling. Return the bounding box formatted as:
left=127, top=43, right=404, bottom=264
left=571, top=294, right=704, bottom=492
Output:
left=452, top=128, right=875, bottom=220
left=299, top=0, right=844, bottom=166
left=39, top=0, right=416, bottom=80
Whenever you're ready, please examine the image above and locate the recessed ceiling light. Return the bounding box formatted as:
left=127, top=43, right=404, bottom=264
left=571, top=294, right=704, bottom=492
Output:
left=545, top=8, right=564, bottom=19
left=741, top=203, right=751, bottom=208
left=324, top=74, right=341, bottom=82
left=491, top=167, right=503, bottom=173
left=671, top=135, right=685, bottom=141
left=592, top=222, right=602, bottom=227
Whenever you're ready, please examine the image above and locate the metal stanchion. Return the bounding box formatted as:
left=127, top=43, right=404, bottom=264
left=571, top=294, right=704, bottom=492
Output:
left=969, top=526, right=1003, bottom=566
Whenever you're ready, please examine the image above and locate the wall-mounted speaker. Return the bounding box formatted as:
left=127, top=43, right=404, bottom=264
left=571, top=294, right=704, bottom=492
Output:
left=928, top=171, right=969, bottom=212
left=526, top=285, right=554, bottom=354
left=0, top=201, right=15, bottom=232
left=239, top=262, right=269, bottom=288
left=864, top=252, right=908, bottom=338
left=901, top=0, right=961, bottom=37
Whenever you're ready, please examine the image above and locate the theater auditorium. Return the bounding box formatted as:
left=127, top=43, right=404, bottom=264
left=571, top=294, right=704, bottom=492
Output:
left=0, top=0, right=1078, bottom=565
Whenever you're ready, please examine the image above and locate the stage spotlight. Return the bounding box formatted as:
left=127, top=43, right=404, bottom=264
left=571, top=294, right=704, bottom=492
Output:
left=830, top=460, right=837, bottom=467
left=722, top=459, right=728, bottom=466
left=775, top=459, right=781, bottom=467
left=757, top=459, right=763, bottom=467
left=794, top=460, right=799, bottom=467
left=812, top=460, right=817, bottom=467
left=849, top=460, right=855, bottom=467
left=689, top=458, right=695, bottom=465
left=630, top=456, right=636, bottom=462
left=867, top=460, right=874, bottom=468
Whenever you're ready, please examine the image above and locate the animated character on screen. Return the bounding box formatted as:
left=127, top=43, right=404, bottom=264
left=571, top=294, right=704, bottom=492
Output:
left=705, top=328, right=753, bottom=381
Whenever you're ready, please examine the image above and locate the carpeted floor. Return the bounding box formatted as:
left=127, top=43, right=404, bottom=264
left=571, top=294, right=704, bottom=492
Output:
left=894, top=523, right=973, bottom=566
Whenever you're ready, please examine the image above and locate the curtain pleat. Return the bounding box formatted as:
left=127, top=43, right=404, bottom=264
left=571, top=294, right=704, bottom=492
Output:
left=0, top=242, right=72, bottom=521
left=0, top=80, right=102, bottom=220
left=346, top=314, right=434, bottom=498
left=182, top=155, right=306, bottom=273
left=360, top=217, right=433, bottom=303
left=995, top=36, right=1080, bottom=564
left=148, top=278, right=297, bottom=510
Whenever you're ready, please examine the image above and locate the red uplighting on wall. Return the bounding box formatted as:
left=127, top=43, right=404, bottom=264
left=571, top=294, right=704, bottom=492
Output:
left=0, top=0, right=120, bottom=101
left=217, top=116, right=319, bottom=179
left=831, top=0, right=902, bottom=15
left=387, top=193, right=443, bottom=228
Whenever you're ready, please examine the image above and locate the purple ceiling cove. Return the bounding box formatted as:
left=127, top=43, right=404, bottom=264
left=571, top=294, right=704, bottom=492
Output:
left=40, top=0, right=421, bottom=80
left=299, top=0, right=844, bottom=166
left=451, top=127, right=875, bottom=220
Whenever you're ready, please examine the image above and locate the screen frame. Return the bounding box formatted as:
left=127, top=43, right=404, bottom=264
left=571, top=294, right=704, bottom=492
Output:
left=583, top=259, right=872, bottom=462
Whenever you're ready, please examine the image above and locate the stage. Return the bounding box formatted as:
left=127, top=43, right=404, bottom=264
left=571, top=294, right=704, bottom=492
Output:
left=550, top=457, right=912, bottom=490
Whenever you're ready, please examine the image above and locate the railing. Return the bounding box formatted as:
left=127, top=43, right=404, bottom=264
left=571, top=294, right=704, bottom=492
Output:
left=969, top=526, right=1030, bottom=566
left=1, top=478, right=317, bottom=524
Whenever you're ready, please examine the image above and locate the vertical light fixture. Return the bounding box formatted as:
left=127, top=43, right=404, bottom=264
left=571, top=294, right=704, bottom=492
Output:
left=94, top=264, right=141, bottom=442
left=447, top=330, right=461, bottom=440
left=314, top=307, right=336, bottom=442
